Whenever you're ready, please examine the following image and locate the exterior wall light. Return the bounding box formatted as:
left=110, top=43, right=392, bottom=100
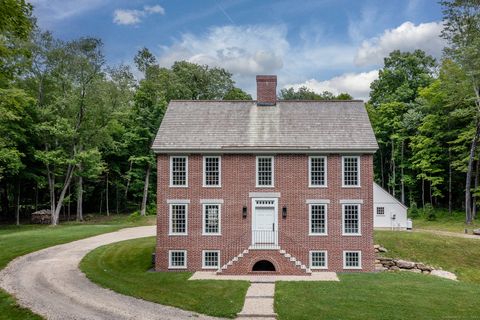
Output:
left=282, top=206, right=287, bottom=219
left=242, top=206, right=247, bottom=218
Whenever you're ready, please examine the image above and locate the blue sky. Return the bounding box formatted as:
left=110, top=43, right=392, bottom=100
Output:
left=30, top=0, right=444, bottom=99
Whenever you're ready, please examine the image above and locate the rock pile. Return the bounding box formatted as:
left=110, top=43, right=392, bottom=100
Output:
left=374, top=244, right=457, bottom=281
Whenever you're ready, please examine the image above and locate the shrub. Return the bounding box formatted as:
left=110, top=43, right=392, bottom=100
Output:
left=423, top=204, right=436, bottom=221
left=128, top=211, right=141, bottom=222
left=408, top=202, right=419, bottom=218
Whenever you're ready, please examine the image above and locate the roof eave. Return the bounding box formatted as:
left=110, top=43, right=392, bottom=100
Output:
left=152, top=147, right=379, bottom=154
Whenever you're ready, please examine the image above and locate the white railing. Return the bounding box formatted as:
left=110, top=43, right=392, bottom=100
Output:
left=251, top=229, right=278, bottom=249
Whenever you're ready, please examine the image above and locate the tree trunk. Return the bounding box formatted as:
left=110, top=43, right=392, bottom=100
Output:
left=448, top=148, right=452, bottom=215
left=35, top=182, right=38, bottom=212
left=124, top=160, right=133, bottom=201
left=51, top=164, right=75, bottom=226
left=380, top=150, right=385, bottom=188
left=391, top=140, right=396, bottom=197
left=140, top=163, right=151, bottom=216
left=474, top=159, right=479, bottom=220
left=422, top=178, right=425, bottom=208
left=106, top=172, right=110, bottom=216
left=116, top=183, right=119, bottom=214
left=15, top=180, right=20, bottom=226
left=465, top=121, right=480, bottom=224
left=76, top=175, right=83, bottom=222
left=401, top=140, right=405, bottom=204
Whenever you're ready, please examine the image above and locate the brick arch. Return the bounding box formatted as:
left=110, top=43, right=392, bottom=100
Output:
left=248, top=255, right=281, bottom=273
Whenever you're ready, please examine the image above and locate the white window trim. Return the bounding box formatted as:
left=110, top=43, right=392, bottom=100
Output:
left=309, top=250, right=328, bottom=270
left=342, top=203, right=361, bottom=236
left=256, top=156, right=274, bottom=188
left=376, top=206, right=385, bottom=215
left=203, top=156, right=221, bottom=188
left=169, top=156, right=188, bottom=187
left=308, top=203, right=328, bottom=236
left=202, top=203, right=222, bottom=236
left=308, top=156, right=327, bottom=188
left=169, top=203, right=188, bottom=236
left=202, top=250, right=220, bottom=269
left=341, top=155, right=361, bottom=188
left=168, top=250, right=187, bottom=269
left=343, top=250, right=362, bottom=270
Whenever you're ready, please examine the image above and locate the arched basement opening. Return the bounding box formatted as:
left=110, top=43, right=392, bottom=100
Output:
left=252, top=260, right=276, bottom=272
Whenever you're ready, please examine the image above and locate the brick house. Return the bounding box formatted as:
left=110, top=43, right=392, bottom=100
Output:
left=152, top=75, right=378, bottom=275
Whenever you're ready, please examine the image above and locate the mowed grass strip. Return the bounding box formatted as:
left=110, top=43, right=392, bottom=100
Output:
left=80, top=237, right=249, bottom=318
left=275, top=272, right=480, bottom=320
left=375, top=230, right=480, bottom=283
left=0, top=214, right=155, bottom=320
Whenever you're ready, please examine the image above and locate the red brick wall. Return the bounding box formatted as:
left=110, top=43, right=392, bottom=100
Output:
left=256, top=75, right=277, bottom=105
left=155, top=154, right=375, bottom=274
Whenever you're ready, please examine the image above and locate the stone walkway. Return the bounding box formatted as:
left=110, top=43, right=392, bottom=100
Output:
left=190, top=272, right=339, bottom=319
left=190, top=271, right=339, bottom=282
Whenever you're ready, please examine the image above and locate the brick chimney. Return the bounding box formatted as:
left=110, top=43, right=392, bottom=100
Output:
left=256, top=75, right=277, bottom=106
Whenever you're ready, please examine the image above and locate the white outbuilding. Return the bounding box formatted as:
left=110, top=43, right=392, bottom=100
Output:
left=373, top=182, right=409, bottom=230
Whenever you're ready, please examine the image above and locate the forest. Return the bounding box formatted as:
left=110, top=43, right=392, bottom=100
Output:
left=0, top=0, right=479, bottom=225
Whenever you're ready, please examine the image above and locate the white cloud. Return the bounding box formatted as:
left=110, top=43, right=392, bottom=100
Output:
left=355, top=21, right=445, bottom=66
left=30, top=0, right=108, bottom=27
left=113, top=4, right=165, bottom=26
left=284, top=70, right=379, bottom=101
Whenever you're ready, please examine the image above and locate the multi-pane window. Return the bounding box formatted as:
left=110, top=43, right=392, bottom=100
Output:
left=203, top=204, right=220, bottom=235
left=170, top=156, right=187, bottom=186
left=256, top=156, right=274, bottom=187
left=309, top=156, right=326, bottom=187
left=202, top=250, right=220, bottom=269
left=170, top=204, right=187, bottom=235
left=342, top=156, right=360, bottom=187
left=376, top=207, right=385, bottom=215
left=344, top=251, right=361, bottom=269
left=310, top=251, right=327, bottom=269
left=309, top=204, right=327, bottom=235
left=204, top=156, right=220, bottom=187
left=343, top=204, right=360, bottom=235
left=169, top=250, right=187, bottom=269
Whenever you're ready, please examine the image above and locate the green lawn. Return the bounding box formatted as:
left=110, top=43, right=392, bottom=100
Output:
left=276, top=272, right=480, bottom=320
left=0, top=214, right=156, bottom=320
left=80, top=237, right=249, bottom=318
left=411, top=208, right=478, bottom=233
left=375, top=230, right=480, bottom=283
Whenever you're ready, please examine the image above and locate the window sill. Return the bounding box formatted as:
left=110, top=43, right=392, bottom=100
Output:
left=202, top=185, right=222, bottom=188
left=308, top=233, right=328, bottom=236
left=256, top=185, right=275, bottom=188
left=168, top=266, right=187, bottom=269
left=341, top=185, right=361, bottom=188
left=202, top=266, right=219, bottom=270
left=343, top=266, right=362, bottom=270
left=168, top=233, right=189, bottom=236
left=308, top=185, right=328, bottom=188
left=310, top=266, right=328, bottom=270
left=342, top=233, right=362, bottom=236
left=169, top=185, right=188, bottom=188
left=202, top=233, right=222, bottom=236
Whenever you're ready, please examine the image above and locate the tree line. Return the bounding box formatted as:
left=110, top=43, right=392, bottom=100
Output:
left=1, top=0, right=478, bottom=225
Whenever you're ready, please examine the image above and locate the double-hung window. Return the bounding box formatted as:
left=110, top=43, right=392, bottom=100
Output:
left=342, top=204, right=361, bottom=235
left=169, top=250, right=187, bottom=269
left=203, top=156, right=221, bottom=187
left=170, top=156, right=188, bottom=187
left=256, top=156, right=274, bottom=187
left=202, top=250, right=220, bottom=269
left=309, top=204, right=327, bottom=235
left=203, top=203, right=221, bottom=235
left=309, top=251, right=328, bottom=269
left=342, top=156, right=360, bottom=187
left=169, top=204, right=188, bottom=235
left=343, top=251, right=362, bottom=269
left=309, top=156, right=327, bottom=187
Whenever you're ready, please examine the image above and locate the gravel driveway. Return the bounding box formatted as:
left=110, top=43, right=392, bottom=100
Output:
left=0, top=226, right=220, bottom=320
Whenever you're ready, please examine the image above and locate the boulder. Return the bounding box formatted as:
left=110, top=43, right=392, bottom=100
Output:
left=378, top=257, right=393, bottom=262
left=383, top=260, right=395, bottom=267
left=389, top=266, right=400, bottom=271
left=374, top=244, right=381, bottom=249
left=395, top=260, right=415, bottom=269
left=422, top=270, right=431, bottom=274
left=473, top=229, right=480, bottom=236
left=416, top=263, right=433, bottom=271
left=431, top=270, right=457, bottom=281
left=409, top=268, right=422, bottom=273
left=31, top=209, right=52, bottom=224
left=378, top=247, right=388, bottom=253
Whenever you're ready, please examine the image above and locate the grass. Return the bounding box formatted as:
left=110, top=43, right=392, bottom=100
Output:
left=375, top=230, right=480, bottom=284
left=276, top=272, right=480, bottom=320
left=80, top=237, right=249, bottom=318
left=275, top=230, right=480, bottom=319
left=410, top=208, right=478, bottom=233
left=0, top=214, right=155, bottom=320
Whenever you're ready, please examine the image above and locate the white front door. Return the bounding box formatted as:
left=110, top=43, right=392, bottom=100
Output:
left=252, top=198, right=278, bottom=246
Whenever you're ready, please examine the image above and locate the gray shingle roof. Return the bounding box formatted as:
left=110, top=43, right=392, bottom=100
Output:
left=152, top=100, right=378, bottom=153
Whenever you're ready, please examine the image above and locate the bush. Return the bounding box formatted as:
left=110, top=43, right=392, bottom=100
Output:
left=128, top=211, right=141, bottom=222
left=423, top=204, right=436, bottom=221
left=146, top=204, right=157, bottom=216
left=408, top=202, right=419, bottom=218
